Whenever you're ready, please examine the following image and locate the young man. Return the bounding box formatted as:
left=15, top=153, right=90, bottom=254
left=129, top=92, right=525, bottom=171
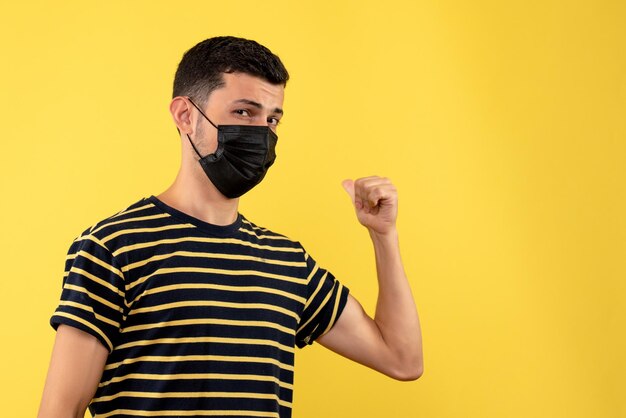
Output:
left=38, top=36, right=423, bottom=418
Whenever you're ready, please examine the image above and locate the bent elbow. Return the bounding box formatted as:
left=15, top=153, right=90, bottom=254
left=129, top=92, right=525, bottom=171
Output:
left=396, top=366, right=424, bottom=381
left=389, top=360, right=424, bottom=381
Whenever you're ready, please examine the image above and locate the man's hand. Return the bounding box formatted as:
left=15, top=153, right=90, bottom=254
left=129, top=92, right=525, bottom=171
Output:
left=342, top=177, right=398, bottom=236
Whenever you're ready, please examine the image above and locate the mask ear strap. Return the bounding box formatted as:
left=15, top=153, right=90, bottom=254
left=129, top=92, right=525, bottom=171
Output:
left=185, top=96, right=218, bottom=159
left=186, top=134, right=204, bottom=159
left=187, top=97, right=219, bottom=129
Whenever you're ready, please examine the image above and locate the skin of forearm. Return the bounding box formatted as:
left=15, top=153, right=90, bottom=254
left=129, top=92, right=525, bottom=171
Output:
left=369, top=227, right=423, bottom=379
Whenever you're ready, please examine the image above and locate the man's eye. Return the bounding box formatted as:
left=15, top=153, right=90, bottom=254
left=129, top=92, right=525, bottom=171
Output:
left=234, top=109, right=250, bottom=117
left=268, top=117, right=280, bottom=126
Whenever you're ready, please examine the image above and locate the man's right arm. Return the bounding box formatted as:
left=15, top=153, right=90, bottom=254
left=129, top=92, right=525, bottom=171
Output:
left=38, top=325, right=109, bottom=418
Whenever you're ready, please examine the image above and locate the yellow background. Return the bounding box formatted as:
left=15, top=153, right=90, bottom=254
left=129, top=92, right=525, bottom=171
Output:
left=1, top=1, right=624, bottom=417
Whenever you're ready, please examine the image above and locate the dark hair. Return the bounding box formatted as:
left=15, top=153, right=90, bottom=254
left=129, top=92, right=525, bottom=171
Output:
left=173, top=36, right=289, bottom=107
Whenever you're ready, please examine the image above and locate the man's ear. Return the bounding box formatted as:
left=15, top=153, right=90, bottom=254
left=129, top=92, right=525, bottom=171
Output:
left=170, top=96, right=194, bottom=135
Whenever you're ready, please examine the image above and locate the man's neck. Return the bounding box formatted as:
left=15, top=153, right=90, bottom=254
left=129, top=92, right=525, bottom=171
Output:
left=157, top=163, right=239, bottom=226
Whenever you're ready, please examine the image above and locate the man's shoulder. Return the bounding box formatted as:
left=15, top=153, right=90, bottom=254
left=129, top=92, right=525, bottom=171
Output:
left=69, top=198, right=311, bottom=260
left=73, top=196, right=163, bottom=246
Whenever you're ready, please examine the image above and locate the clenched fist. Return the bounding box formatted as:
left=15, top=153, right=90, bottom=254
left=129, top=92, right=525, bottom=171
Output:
left=342, top=176, right=398, bottom=236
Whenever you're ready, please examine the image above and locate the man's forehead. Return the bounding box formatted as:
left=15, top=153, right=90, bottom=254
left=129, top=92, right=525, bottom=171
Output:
left=208, top=72, right=285, bottom=110
left=223, top=73, right=283, bottom=95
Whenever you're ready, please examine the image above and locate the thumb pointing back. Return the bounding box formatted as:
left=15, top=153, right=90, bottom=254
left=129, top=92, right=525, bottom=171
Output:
left=341, top=179, right=355, bottom=205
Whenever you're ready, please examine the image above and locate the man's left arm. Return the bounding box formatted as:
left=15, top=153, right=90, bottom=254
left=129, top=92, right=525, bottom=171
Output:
left=317, top=176, right=423, bottom=381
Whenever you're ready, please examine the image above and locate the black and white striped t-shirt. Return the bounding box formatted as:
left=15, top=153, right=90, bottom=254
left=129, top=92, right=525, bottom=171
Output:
left=50, top=195, right=349, bottom=418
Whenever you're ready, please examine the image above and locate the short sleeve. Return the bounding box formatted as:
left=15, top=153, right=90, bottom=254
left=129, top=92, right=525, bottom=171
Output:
left=50, top=234, right=126, bottom=352
left=296, top=249, right=349, bottom=348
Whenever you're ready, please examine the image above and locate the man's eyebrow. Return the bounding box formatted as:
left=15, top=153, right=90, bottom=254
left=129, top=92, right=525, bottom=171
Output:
left=232, top=99, right=283, bottom=115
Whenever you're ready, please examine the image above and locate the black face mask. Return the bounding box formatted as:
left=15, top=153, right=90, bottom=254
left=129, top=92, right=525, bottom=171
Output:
left=186, top=98, right=278, bottom=199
